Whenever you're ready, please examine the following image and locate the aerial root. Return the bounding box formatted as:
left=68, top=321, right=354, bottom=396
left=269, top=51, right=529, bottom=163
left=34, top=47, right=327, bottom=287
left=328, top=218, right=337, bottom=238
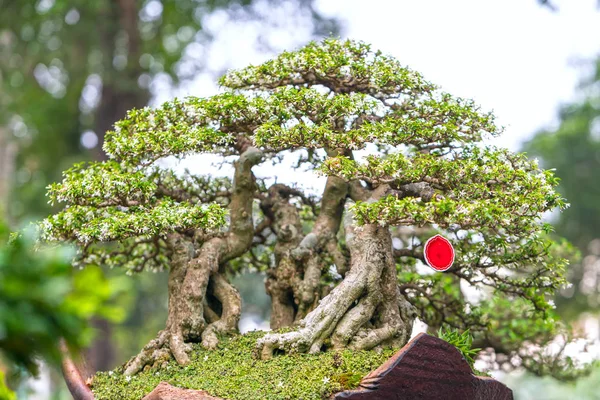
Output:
left=124, top=272, right=240, bottom=375
left=331, top=290, right=382, bottom=349
left=256, top=286, right=405, bottom=359
left=256, top=259, right=415, bottom=358
left=349, top=319, right=402, bottom=350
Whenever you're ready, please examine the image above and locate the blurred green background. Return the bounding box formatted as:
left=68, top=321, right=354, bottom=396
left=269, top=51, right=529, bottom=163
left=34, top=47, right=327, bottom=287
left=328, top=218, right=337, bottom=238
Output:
left=1, top=0, right=600, bottom=398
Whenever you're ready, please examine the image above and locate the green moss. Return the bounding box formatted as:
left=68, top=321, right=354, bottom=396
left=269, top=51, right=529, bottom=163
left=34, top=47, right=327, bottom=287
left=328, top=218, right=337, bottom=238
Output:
left=91, top=331, right=396, bottom=400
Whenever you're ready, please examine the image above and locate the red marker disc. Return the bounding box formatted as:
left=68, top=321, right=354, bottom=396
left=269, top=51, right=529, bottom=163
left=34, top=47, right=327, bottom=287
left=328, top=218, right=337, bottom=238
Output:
left=424, top=234, right=454, bottom=272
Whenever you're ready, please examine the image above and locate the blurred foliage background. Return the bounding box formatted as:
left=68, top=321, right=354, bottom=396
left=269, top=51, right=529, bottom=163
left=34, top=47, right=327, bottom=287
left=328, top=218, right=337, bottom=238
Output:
left=0, top=0, right=599, bottom=398
left=507, top=56, right=600, bottom=400
left=0, top=221, right=124, bottom=398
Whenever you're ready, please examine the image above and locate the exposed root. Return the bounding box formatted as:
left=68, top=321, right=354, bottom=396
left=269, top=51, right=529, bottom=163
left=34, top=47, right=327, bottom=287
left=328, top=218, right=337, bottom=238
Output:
left=331, top=289, right=382, bottom=349
left=257, top=269, right=369, bottom=358
left=349, top=244, right=417, bottom=351
left=256, top=222, right=412, bottom=359
left=124, top=236, right=215, bottom=375
left=124, top=330, right=181, bottom=375
left=124, top=252, right=214, bottom=375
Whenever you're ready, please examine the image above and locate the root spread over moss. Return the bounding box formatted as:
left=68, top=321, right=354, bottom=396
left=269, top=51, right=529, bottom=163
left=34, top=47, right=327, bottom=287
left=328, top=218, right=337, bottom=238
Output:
left=91, top=331, right=397, bottom=400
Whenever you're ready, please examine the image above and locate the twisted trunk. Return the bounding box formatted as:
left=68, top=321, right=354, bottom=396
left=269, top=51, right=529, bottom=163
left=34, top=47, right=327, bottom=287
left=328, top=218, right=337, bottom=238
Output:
left=257, top=148, right=416, bottom=358
left=261, top=176, right=349, bottom=330
left=257, top=203, right=416, bottom=359
left=262, top=184, right=304, bottom=329
left=124, top=147, right=262, bottom=375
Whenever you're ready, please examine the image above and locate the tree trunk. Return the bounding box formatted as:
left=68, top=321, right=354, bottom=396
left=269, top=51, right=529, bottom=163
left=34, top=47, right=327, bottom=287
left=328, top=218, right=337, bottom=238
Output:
left=0, top=127, right=16, bottom=219
left=257, top=206, right=416, bottom=358
left=261, top=176, right=350, bottom=330
left=124, top=146, right=262, bottom=375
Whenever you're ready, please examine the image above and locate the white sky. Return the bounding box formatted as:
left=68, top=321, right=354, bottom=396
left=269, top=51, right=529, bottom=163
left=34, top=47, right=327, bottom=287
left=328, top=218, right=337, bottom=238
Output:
left=319, top=0, right=600, bottom=151
left=154, top=0, right=600, bottom=199
left=159, top=0, right=600, bottom=153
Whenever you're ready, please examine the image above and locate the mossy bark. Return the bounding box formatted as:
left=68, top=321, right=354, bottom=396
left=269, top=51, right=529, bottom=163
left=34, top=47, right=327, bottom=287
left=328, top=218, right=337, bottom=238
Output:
left=260, top=175, right=350, bottom=330
left=124, top=146, right=262, bottom=375
left=257, top=183, right=417, bottom=359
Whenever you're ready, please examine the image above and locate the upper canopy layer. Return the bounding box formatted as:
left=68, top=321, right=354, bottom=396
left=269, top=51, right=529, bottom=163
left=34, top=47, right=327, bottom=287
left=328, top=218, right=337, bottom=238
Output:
left=103, top=40, right=499, bottom=166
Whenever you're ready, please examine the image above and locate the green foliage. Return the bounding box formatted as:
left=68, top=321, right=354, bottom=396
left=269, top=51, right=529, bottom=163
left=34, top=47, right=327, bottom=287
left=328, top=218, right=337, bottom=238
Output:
left=479, top=297, right=592, bottom=381
left=220, top=39, right=436, bottom=97
left=42, top=160, right=230, bottom=270
left=42, top=39, right=515, bottom=264
left=41, top=163, right=229, bottom=270
left=0, top=371, right=15, bottom=400
left=325, top=145, right=565, bottom=229
left=397, top=229, right=579, bottom=379
left=41, top=198, right=226, bottom=244
left=437, top=328, right=481, bottom=371
left=0, top=220, right=120, bottom=375
left=104, top=97, right=240, bottom=164
left=47, top=161, right=158, bottom=207
left=91, top=331, right=395, bottom=400
left=221, top=39, right=499, bottom=150
left=101, top=39, right=500, bottom=165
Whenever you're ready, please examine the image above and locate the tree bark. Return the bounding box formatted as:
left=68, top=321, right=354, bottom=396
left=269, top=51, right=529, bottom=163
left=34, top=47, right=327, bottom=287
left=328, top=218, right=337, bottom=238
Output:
left=261, top=184, right=305, bottom=329
left=124, top=147, right=263, bottom=375
left=261, top=176, right=349, bottom=330
left=257, top=198, right=416, bottom=358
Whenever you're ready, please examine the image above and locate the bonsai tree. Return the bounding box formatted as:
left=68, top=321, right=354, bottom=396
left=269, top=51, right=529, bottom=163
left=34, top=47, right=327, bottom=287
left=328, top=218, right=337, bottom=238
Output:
left=41, top=39, right=577, bottom=379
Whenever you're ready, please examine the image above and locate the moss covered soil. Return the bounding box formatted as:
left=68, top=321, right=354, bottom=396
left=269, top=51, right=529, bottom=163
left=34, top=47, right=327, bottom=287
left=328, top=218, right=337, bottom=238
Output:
left=91, top=331, right=397, bottom=400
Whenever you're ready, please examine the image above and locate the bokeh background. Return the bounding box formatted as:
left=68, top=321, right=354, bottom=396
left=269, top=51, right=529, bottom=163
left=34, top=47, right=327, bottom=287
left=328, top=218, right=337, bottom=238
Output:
left=1, top=0, right=600, bottom=398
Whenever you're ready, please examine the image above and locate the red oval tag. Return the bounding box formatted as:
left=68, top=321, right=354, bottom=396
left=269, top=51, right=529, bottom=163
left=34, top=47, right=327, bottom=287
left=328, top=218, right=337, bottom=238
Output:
left=424, top=234, right=454, bottom=272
